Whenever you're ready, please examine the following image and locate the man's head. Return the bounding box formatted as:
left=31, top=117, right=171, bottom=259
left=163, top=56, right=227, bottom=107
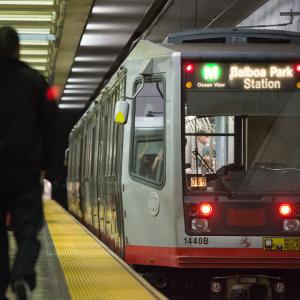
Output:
left=0, top=26, right=19, bottom=59
left=197, top=129, right=210, bottom=145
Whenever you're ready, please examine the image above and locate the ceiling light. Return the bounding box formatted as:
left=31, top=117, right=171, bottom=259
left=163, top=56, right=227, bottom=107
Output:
left=65, top=84, right=98, bottom=89
left=59, top=104, right=85, bottom=109
left=64, top=89, right=94, bottom=94
left=80, top=33, right=126, bottom=47
left=20, top=40, right=49, bottom=46
left=16, top=28, right=51, bottom=34
left=86, top=23, right=132, bottom=31
left=20, top=33, right=55, bottom=41
left=71, top=67, right=107, bottom=73
left=22, top=57, right=48, bottom=63
left=20, top=49, right=48, bottom=55
left=33, top=66, right=46, bottom=71
left=61, top=96, right=89, bottom=101
left=75, top=56, right=115, bottom=62
left=92, top=5, right=145, bottom=15
left=0, top=15, right=52, bottom=22
left=67, top=78, right=102, bottom=83
left=0, top=1, right=54, bottom=5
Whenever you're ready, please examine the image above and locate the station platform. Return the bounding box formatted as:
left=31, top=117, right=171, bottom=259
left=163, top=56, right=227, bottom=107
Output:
left=7, top=200, right=166, bottom=300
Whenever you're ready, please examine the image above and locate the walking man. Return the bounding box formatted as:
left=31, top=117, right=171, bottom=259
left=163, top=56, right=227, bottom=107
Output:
left=0, top=26, right=59, bottom=300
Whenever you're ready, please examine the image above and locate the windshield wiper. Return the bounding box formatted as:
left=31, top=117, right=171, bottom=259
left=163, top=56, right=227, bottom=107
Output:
left=258, top=166, right=300, bottom=173
left=192, top=150, right=232, bottom=197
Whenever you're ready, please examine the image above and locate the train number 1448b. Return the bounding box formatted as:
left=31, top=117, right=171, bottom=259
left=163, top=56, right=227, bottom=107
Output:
left=184, top=237, right=209, bottom=245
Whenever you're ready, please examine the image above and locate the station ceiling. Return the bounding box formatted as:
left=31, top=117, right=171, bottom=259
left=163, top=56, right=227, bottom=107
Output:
left=1, top=0, right=268, bottom=109
left=0, top=0, right=66, bottom=78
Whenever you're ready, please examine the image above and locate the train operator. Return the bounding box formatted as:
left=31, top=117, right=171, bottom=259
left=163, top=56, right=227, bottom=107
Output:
left=0, top=27, right=59, bottom=300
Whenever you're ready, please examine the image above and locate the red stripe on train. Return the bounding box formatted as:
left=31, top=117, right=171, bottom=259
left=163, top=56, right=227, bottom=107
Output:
left=125, top=245, right=300, bottom=269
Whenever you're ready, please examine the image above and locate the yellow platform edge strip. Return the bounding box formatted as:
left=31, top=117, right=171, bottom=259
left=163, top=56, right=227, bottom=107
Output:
left=44, top=200, right=167, bottom=300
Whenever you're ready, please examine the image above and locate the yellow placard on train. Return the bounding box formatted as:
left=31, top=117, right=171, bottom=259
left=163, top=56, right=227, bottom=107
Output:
left=264, top=237, right=300, bottom=251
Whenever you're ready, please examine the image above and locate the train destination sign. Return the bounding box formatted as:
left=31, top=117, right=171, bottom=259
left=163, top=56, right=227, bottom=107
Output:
left=184, top=62, right=300, bottom=91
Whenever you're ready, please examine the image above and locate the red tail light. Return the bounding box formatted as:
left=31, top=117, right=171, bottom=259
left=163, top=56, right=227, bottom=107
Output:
left=296, top=64, right=300, bottom=73
left=199, top=203, right=213, bottom=217
left=185, top=63, right=194, bottom=73
left=279, top=204, right=292, bottom=216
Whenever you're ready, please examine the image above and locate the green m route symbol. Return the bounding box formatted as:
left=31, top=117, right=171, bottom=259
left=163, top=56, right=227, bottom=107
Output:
left=201, top=63, right=222, bottom=82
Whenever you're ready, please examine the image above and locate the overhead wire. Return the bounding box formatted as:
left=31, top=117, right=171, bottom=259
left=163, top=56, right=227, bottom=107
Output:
left=203, top=0, right=240, bottom=29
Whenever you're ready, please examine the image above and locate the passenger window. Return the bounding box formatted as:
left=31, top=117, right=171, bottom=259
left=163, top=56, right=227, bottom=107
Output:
left=131, top=80, right=165, bottom=186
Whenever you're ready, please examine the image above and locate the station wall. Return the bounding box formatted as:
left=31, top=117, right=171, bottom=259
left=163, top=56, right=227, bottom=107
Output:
left=239, top=0, right=300, bottom=32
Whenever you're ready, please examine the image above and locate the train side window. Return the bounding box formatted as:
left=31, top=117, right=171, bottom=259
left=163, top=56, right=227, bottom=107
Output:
left=131, top=79, right=165, bottom=187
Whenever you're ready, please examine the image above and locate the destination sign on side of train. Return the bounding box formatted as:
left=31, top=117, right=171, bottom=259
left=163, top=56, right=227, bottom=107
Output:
left=184, top=63, right=300, bottom=91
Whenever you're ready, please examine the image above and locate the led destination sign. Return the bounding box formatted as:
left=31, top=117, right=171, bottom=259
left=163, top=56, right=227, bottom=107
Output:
left=184, top=62, right=300, bottom=91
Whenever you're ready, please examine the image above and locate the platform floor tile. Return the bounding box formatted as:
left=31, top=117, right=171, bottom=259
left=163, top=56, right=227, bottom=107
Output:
left=7, top=226, right=71, bottom=300
left=44, top=200, right=166, bottom=300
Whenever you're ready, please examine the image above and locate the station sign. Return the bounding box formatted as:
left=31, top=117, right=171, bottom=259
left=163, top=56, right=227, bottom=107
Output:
left=184, top=62, right=300, bottom=91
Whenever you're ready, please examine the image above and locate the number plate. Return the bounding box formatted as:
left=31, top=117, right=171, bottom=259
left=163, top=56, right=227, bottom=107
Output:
left=264, top=237, right=300, bottom=251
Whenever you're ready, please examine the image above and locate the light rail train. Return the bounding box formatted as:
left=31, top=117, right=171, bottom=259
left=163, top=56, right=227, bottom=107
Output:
left=66, top=29, right=300, bottom=300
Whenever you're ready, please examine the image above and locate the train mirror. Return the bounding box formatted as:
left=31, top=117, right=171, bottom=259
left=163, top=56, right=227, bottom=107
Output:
left=114, top=101, right=129, bottom=125
left=64, top=148, right=69, bottom=166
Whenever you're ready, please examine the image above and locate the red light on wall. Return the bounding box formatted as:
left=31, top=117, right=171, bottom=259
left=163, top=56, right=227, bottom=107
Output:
left=279, top=204, right=292, bottom=216
left=199, top=203, right=213, bottom=216
left=185, top=64, right=194, bottom=73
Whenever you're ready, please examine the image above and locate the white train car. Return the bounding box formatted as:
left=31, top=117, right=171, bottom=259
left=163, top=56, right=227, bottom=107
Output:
left=67, top=29, right=300, bottom=299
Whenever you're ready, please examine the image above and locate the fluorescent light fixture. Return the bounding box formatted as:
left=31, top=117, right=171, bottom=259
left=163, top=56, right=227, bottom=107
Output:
left=75, top=56, right=115, bottom=62
left=59, top=103, right=85, bottom=109
left=64, top=89, right=94, bottom=94
left=80, top=33, right=126, bottom=47
left=65, top=84, right=98, bottom=89
left=72, top=67, right=107, bottom=73
left=19, top=33, right=55, bottom=41
left=0, top=1, right=54, bottom=5
left=92, top=5, right=144, bottom=15
left=20, top=49, right=48, bottom=55
left=17, top=28, right=51, bottom=34
left=61, top=96, right=89, bottom=101
left=0, top=15, right=53, bottom=22
left=86, top=23, right=132, bottom=32
left=20, top=40, right=49, bottom=46
left=34, top=66, right=46, bottom=71
left=67, top=78, right=102, bottom=83
left=22, top=57, right=48, bottom=63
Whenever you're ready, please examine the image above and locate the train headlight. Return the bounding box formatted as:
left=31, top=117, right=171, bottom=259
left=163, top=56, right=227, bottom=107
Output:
left=283, top=219, right=300, bottom=232
left=191, top=218, right=209, bottom=232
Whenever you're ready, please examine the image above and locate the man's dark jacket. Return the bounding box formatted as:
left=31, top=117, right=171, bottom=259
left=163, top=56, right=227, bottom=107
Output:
left=0, top=57, right=59, bottom=177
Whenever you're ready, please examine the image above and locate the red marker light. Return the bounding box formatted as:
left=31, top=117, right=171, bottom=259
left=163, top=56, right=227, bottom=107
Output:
left=46, top=86, right=59, bottom=102
left=185, top=64, right=194, bottom=73
left=279, top=204, right=292, bottom=216
left=199, top=203, right=213, bottom=216
left=296, top=64, right=300, bottom=72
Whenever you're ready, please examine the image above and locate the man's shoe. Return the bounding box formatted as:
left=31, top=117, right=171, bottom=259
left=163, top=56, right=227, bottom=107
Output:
left=12, top=280, right=31, bottom=300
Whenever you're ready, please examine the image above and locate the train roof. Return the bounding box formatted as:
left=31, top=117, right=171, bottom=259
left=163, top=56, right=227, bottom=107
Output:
left=166, top=28, right=300, bottom=44
left=163, top=42, right=300, bottom=61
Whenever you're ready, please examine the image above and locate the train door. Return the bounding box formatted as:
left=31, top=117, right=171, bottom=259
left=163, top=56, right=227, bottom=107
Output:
left=97, top=101, right=108, bottom=240
left=79, top=128, right=87, bottom=221
left=89, top=111, right=99, bottom=233
left=84, top=117, right=94, bottom=228
left=96, top=72, right=126, bottom=256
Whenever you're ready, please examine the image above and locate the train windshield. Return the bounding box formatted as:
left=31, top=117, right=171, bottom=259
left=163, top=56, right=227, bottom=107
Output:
left=183, top=62, right=300, bottom=195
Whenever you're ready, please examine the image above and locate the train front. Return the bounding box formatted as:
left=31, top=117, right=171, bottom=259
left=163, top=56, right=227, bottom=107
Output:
left=181, top=60, right=300, bottom=298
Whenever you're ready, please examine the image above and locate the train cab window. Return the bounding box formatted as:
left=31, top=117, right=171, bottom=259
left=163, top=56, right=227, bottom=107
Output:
left=131, top=80, right=165, bottom=186
left=185, top=116, right=235, bottom=174
left=185, top=116, right=241, bottom=193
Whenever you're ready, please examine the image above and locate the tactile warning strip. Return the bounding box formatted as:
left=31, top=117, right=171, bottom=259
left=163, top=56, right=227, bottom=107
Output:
left=44, top=200, right=166, bottom=300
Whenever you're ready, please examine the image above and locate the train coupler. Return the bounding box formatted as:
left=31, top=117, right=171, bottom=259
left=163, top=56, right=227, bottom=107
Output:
left=209, top=275, right=286, bottom=300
